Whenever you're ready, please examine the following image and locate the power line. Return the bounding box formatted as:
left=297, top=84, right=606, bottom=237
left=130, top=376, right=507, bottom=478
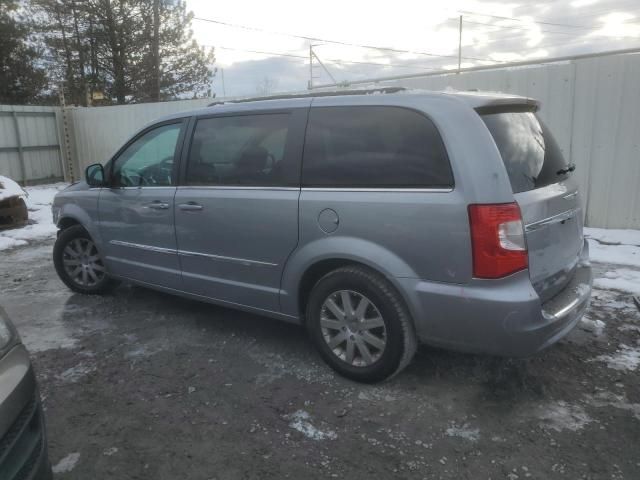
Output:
left=459, top=10, right=598, bottom=30
left=193, top=16, right=495, bottom=62
left=462, top=19, right=585, bottom=36
left=567, top=2, right=640, bottom=20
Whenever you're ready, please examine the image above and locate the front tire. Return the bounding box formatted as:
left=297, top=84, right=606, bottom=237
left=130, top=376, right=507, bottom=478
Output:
left=53, top=225, right=117, bottom=294
left=306, top=266, right=417, bottom=383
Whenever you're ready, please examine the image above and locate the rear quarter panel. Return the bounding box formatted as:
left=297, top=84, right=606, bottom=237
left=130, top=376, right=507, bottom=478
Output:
left=281, top=94, right=516, bottom=318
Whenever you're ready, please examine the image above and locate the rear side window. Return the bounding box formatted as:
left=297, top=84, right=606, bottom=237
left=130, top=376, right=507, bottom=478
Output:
left=186, top=113, right=292, bottom=186
left=302, top=106, right=453, bottom=188
left=480, top=111, right=570, bottom=193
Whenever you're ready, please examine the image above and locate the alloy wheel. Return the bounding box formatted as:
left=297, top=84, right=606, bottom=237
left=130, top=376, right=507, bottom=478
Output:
left=62, top=238, right=106, bottom=287
left=320, top=290, right=387, bottom=367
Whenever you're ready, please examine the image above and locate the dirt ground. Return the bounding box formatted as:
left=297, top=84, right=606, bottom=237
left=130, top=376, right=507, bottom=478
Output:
left=1, top=239, right=639, bottom=480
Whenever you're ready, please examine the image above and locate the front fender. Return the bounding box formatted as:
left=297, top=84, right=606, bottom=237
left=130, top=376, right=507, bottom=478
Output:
left=279, top=236, right=418, bottom=317
left=56, top=195, right=102, bottom=250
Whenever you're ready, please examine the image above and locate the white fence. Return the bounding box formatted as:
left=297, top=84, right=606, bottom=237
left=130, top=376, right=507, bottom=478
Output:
left=1, top=49, right=639, bottom=228
left=69, top=98, right=211, bottom=168
left=0, top=105, right=65, bottom=183
left=357, top=51, right=640, bottom=230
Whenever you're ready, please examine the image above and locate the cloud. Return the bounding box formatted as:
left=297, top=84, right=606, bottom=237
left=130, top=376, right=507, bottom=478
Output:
left=189, top=0, right=640, bottom=96
left=214, top=56, right=308, bottom=97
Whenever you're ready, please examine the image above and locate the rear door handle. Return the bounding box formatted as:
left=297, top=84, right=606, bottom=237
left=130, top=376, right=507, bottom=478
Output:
left=178, top=202, right=203, bottom=211
left=147, top=201, right=170, bottom=210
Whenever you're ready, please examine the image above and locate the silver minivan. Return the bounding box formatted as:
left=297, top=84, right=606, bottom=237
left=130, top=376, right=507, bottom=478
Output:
left=52, top=89, right=592, bottom=382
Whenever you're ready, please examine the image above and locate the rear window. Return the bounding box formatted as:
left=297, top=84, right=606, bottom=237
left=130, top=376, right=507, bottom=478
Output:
left=480, top=111, right=570, bottom=193
left=302, top=106, right=453, bottom=188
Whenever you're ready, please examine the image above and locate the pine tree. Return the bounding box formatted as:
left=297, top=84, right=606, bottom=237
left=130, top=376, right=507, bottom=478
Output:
left=135, top=0, right=215, bottom=102
left=0, top=0, right=48, bottom=104
left=35, top=0, right=215, bottom=105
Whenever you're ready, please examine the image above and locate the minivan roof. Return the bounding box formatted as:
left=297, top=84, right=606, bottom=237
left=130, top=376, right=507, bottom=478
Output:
left=155, top=88, right=539, bottom=123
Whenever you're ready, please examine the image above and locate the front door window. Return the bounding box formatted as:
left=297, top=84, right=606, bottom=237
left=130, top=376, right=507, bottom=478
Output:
left=112, top=123, right=182, bottom=187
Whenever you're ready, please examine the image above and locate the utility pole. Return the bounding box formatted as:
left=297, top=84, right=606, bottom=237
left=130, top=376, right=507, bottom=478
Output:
left=310, top=47, right=337, bottom=84
left=58, top=82, right=75, bottom=182
left=457, top=15, right=463, bottom=73
left=152, top=0, right=161, bottom=101
left=308, top=43, right=313, bottom=89
left=221, top=68, right=226, bottom=97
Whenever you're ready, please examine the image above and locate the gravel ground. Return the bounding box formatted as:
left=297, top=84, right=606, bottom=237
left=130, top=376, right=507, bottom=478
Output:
left=1, top=239, right=639, bottom=480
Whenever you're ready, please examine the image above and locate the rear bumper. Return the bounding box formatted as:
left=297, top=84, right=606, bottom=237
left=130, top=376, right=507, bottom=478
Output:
left=0, top=345, right=52, bottom=480
left=399, top=241, right=592, bottom=357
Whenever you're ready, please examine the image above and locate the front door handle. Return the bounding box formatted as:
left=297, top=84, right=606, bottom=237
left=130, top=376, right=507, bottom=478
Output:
left=178, top=202, right=203, bottom=211
left=147, top=201, right=169, bottom=210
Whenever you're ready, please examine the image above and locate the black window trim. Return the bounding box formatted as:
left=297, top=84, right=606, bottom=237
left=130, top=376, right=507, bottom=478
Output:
left=178, top=108, right=309, bottom=188
left=106, top=118, right=188, bottom=189
left=300, top=105, right=455, bottom=191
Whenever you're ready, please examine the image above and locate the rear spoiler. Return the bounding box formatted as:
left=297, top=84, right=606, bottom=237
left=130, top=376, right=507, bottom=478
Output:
left=475, top=98, right=540, bottom=115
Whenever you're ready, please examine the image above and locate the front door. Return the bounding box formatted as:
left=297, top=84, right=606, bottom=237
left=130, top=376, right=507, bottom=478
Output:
left=99, top=120, right=186, bottom=290
left=174, top=109, right=307, bottom=312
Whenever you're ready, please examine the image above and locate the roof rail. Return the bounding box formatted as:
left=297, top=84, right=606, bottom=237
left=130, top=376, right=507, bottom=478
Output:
left=207, top=87, right=406, bottom=106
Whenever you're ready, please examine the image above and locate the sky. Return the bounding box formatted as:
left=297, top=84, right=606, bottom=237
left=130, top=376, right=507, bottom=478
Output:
left=185, top=0, right=640, bottom=97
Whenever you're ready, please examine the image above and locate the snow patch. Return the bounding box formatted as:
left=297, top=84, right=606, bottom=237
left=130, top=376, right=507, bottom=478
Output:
left=589, top=242, right=640, bottom=268
left=0, top=237, right=28, bottom=250
left=535, top=401, right=592, bottom=432
left=286, top=410, right=337, bottom=441
left=593, top=269, right=640, bottom=295
left=591, top=290, right=636, bottom=311
left=585, top=227, right=640, bottom=268
left=585, top=227, right=640, bottom=247
left=103, top=447, right=118, bottom=456
left=445, top=423, right=480, bottom=441
left=0, top=175, right=26, bottom=201
left=57, top=361, right=96, bottom=383
left=594, top=344, right=640, bottom=372
left=579, top=316, right=605, bottom=336
left=586, top=391, right=640, bottom=421
left=52, top=452, right=80, bottom=474
left=0, top=182, right=68, bottom=251
left=20, top=318, right=78, bottom=353
left=357, top=389, right=396, bottom=402
left=619, top=324, right=640, bottom=333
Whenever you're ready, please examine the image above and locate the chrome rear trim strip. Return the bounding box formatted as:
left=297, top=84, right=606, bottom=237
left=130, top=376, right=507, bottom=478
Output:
left=525, top=208, right=581, bottom=233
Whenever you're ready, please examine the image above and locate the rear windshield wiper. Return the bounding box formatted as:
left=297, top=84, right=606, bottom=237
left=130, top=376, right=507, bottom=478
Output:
left=557, top=163, right=576, bottom=175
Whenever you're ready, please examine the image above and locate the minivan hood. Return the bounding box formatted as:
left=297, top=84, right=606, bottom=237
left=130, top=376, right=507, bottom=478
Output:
left=60, top=181, right=90, bottom=193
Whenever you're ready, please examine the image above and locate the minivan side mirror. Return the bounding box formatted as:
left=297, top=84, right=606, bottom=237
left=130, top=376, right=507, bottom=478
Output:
left=85, top=163, right=106, bottom=187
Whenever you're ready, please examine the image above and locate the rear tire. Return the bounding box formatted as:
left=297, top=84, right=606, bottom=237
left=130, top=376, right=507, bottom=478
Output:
left=306, top=265, right=417, bottom=383
left=53, top=225, right=118, bottom=294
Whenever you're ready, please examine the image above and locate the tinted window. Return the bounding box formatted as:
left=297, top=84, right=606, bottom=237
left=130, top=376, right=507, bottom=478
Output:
left=302, top=106, right=453, bottom=188
left=112, top=123, right=181, bottom=187
left=186, top=114, right=291, bottom=186
left=481, top=111, right=570, bottom=193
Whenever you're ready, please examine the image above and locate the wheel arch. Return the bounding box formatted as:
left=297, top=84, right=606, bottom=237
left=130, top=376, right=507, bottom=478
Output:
left=280, top=237, right=419, bottom=323
left=56, top=204, right=102, bottom=248
left=57, top=216, right=81, bottom=231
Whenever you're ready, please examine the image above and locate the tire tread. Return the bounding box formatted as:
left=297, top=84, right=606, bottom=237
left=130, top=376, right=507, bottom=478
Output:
left=307, top=265, right=417, bottom=382
left=53, top=225, right=117, bottom=295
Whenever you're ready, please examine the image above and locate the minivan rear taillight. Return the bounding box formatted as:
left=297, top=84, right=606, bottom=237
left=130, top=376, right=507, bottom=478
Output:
left=468, top=203, right=528, bottom=279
